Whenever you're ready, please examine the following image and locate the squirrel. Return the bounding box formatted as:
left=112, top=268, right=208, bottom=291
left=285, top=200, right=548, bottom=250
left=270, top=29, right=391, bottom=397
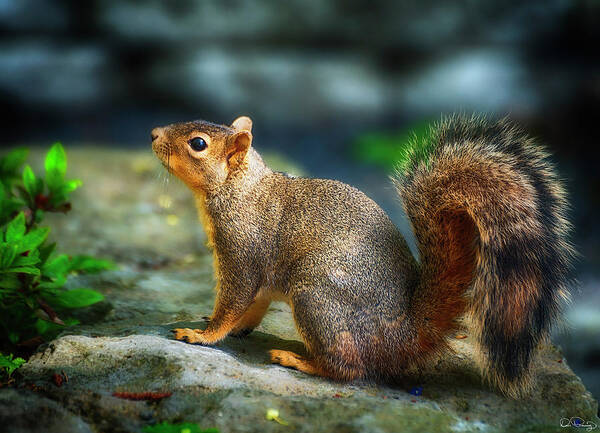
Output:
left=151, top=114, right=573, bottom=397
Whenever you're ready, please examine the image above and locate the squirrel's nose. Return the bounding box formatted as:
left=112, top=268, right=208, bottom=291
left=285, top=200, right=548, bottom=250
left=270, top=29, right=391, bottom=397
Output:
left=151, top=127, right=164, bottom=142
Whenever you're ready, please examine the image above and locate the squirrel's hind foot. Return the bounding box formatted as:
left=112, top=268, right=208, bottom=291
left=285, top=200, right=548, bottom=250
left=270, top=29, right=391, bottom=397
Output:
left=268, top=349, right=364, bottom=382
left=269, top=350, right=323, bottom=376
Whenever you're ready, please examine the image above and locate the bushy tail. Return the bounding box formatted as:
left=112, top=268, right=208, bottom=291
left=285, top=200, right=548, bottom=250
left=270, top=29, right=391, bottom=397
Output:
left=393, top=115, right=574, bottom=397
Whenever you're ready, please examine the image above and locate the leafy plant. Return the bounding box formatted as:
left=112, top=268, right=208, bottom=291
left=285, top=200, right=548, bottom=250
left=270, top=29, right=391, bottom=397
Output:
left=0, top=144, right=114, bottom=349
left=143, top=422, right=219, bottom=433
left=351, top=119, right=434, bottom=172
left=0, top=353, right=25, bottom=379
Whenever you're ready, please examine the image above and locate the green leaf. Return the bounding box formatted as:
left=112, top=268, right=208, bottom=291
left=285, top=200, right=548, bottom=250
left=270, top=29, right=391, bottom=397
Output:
left=0, top=180, right=26, bottom=225
left=35, top=318, right=74, bottom=339
left=0, top=148, right=28, bottom=175
left=34, top=209, right=45, bottom=224
left=69, top=255, right=115, bottom=273
left=0, top=273, right=20, bottom=289
left=18, top=227, right=50, bottom=254
left=64, top=318, right=80, bottom=326
left=0, top=143, right=115, bottom=354
left=52, top=288, right=104, bottom=309
left=2, top=266, right=40, bottom=275
left=62, top=179, right=82, bottom=194
left=35, top=318, right=54, bottom=336
left=5, top=212, right=26, bottom=243
left=39, top=274, right=67, bottom=290
left=42, top=254, right=70, bottom=278
left=12, top=250, right=41, bottom=267
left=351, top=120, right=434, bottom=172
left=45, top=142, right=67, bottom=192
left=0, top=353, right=26, bottom=377
left=39, top=285, right=60, bottom=296
left=39, top=242, right=56, bottom=264
left=24, top=295, right=35, bottom=309
left=0, top=243, right=18, bottom=269
left=22, top=164, right=42, bottom=201
left=22, top=164, right=35, bottom=194
left=0, top=197, right=26, bottom=227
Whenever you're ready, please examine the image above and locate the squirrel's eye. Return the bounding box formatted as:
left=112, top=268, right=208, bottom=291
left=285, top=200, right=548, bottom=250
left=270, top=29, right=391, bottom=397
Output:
left=189, top=137, right=207, bottom=152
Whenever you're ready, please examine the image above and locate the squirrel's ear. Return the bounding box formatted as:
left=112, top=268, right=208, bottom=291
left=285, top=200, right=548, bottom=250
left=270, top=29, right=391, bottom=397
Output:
left=226, top=130, right=252, bottom=169
left=231, top=116, right=253, bottom=132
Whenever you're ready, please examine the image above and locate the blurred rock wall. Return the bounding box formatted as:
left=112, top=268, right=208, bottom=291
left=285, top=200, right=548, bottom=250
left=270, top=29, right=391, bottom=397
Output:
left=0, top=0, right=598, bottom=261
left=1, top=0, right=597, bottom=133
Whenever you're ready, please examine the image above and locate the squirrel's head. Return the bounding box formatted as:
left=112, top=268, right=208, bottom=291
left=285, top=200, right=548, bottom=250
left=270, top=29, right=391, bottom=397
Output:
left=151, top=116, right=253, bottom=193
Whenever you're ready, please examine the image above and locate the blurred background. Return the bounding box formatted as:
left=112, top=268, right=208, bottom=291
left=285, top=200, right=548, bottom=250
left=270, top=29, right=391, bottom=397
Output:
left=0, top=0, right=598, bottom=402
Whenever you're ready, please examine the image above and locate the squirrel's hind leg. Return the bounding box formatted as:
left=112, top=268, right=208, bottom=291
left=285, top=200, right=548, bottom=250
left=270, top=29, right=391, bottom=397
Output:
left=230, top=296, right=271, bottom=337
left=281, top=289, right=366, bottom=381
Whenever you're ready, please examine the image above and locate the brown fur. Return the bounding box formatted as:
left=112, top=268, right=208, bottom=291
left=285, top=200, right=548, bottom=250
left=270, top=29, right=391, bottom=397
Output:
left=152, top=114, right=573, bottom=398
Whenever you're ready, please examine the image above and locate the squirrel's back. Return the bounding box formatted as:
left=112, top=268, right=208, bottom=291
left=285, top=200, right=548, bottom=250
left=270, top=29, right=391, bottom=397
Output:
left=249, top=174, right=419, bottom=312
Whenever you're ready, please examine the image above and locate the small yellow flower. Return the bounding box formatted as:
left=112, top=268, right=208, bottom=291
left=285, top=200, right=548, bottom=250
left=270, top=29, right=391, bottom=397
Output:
left=266, top=408, right=289, bottom=425
left=166, top=214, right=179, bottom=226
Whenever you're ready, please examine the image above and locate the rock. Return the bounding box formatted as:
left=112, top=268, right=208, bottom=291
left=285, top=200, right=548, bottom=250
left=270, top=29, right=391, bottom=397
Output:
left=18, top=334, right=600, bottom=433
left=0, top=0, right=67, bottom=32
left=0, top=43, right=112, bottom=108
left=9, top=148, right=599, bottom=432
left=96, top=0, right=562, bottom=49
left=400, top=48, right=539, bottom=115
left=0, top=388, right=93, bottom=433
left=148, top=49, right=391, bottom=125
left=1, top=1, right=572, bottom=127
left=553, top=277, right=600, bottom=409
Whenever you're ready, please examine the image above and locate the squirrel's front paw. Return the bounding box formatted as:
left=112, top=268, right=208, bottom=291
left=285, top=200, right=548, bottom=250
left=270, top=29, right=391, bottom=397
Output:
left=172, top=328, right=209, bottom=344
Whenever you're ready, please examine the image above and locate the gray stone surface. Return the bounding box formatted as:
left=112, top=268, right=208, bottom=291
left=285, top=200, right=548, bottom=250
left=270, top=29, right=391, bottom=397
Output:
left=0, top=388, right=93, bottom=433
left=0, top=0, right=67, bottom=32
left=5, top=148, right=599, bottom=433
left=95, top=0, right=565, bottom=48
left=19, top=333, right=600, bottom=433
left=0, top=43, right=112, bottom=107
left=148, top=49, right=392, bottom=125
